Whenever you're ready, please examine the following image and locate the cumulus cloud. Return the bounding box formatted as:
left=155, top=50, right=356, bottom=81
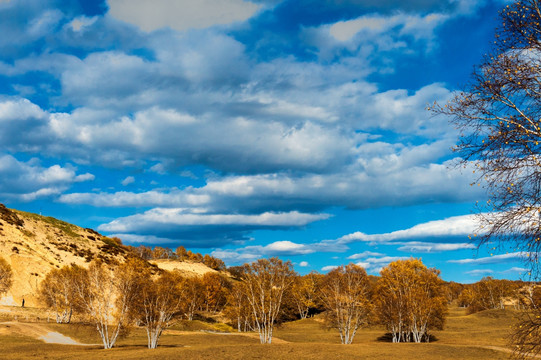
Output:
left=0, top=154, right=94, bottom=201
left=299, top=261, right=309, bottom=267
left=328, top=13, right=447, bottom=43
left=107, top=0, right=261, bottom=32
left=0, top=0, right=497, bottom=264
left=303, top=11, right=450, bottom=61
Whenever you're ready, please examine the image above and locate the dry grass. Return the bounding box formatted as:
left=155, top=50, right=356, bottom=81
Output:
left=0, top=304, right=520, bottom=359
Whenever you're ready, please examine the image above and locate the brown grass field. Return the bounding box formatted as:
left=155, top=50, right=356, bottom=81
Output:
left=0, top=304, right=521, bottom=359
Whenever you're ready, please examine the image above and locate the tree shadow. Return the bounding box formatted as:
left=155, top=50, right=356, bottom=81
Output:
left=376, top=332, right=439, bottom=343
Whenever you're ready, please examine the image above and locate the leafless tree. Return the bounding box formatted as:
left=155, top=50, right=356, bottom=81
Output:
left=432, top=0, right=541, bottom=274
left=432, top=1, right=541, bottom=354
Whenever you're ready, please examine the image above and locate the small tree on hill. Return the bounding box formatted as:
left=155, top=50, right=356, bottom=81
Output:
left=39, top=264, right=84, bottom=323
left=180, top=276, right=204, bottom=320
left=0, top=257, right=12, bottom=298
left=241, top=257, right=295, bottom=344
left=201, top=273, right=231, bottom=313
left=319, top=264, right=372, bottom=344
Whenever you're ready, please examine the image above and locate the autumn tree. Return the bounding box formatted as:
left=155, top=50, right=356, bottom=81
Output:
left=180, top=276, right=204, bottom=320
left=133, top=245, right=153, bottom=260
left=73, top=259, right=144, bottom=349
left=432, top=0, right=541, bottom=272
left=224, top=281, right=254, bottom=332
left=319, top=264, right=372, bottom=344
left=132, top=270, right=185, bottom=349
left=0, top=257, right=12, bottom=299
left=152, top=246, right=174, bottom=260
left=201, top=273, right=231, bottom=313
left=374, top=259, right=447, bottom=343
left=458, top=277, right=520, bottom=314
left=241, top=257, right=295, bottom=344
left=443, top=281, right=465, bottom=304
left=202, top=254, right=226, bottom=271
left=290, top=272, right=322, bottom=319
left=39, top=264, right=85, bottom=323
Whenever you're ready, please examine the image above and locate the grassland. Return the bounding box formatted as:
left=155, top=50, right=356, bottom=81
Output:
left=0, top=304, right=520, bottom=359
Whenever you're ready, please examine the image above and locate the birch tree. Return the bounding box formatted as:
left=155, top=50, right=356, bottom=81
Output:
left=180, top=276, right=204, bottom=320
left=133, top=270, right=185, bottom=349
left=241, top=257, right=295, bottom=344
left=224, top=281, right=254, bottom=332
left=431, top=0, right=541, bottom=274
left=374, top=259, right=447, bottom=343
left=39, top=265, right=84, bottom=323
left=73, top=259, right=144, bottom=349
left=291, top=272, right=322, bottom=319
left=319, top=264, right=372, bottom=344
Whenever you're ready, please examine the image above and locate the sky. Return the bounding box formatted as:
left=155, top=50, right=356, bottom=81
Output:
left=0, top=0, right=529, bottom=283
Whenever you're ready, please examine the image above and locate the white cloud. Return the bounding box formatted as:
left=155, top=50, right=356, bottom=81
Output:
left=210, top=249, right=261, bottom=263
left=448, top=252, right=528, bottom=265
left=0, top=154, right=94, bottom=201
left=110, top=233, right=178, bottom=245
left=397, top=241, right=476, bottom=253
left=465, top=269, right=494, bottom=276
left=59, top=189, right=211, bottom=207
left=321, top=265, right=338, bottom=272
left=100, top=208, right=329, bottom=229
left=263, top=241, right=313, bottom=254
left=329, top=13, right=447, bottom=43
left=337, top=214, right=481, bottom=244
left=347, top=251, right=384, bottom=259
left=121, top=176, right=135, bottom=186
left=304, top=11, right=449, bottom=61
left=299, top=261, right=309, bottom=267
left=356, top=255, right=408, bottom=273
left=501, top=267, right=529, bottom=274
left=107, top=0, right=261, bottom=32
left=68, top=16, right=97, bottom=32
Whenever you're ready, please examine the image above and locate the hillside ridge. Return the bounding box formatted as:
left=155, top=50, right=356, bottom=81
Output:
left=0, top=204, right=216, bottom=307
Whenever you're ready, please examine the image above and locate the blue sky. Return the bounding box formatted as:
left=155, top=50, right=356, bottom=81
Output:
left=0, top=0, right=528, bottom=282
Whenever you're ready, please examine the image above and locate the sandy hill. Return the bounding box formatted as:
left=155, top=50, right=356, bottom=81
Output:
left=150, top=259, right=218, bottom=278
left=0, top=204, right=217, bottom=308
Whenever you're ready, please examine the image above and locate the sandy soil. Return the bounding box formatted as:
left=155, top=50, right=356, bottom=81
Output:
left=0, top=321, right=91, bottom=345
left=151, top=259, right=217, bottom=277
